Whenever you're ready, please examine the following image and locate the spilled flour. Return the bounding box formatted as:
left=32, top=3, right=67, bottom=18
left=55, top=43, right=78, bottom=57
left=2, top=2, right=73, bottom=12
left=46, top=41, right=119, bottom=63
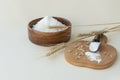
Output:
left=85, top=51, right=102, bottom=63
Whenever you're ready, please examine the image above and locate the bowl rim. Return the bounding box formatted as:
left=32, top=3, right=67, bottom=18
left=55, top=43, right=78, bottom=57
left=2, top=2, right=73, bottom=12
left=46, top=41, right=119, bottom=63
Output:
left=28, top=17, right=72, bottom=34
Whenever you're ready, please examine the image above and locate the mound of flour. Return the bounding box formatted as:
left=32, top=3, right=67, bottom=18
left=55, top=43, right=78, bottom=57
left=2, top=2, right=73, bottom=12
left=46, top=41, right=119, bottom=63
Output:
left=32, top=16, right=66, bottom=32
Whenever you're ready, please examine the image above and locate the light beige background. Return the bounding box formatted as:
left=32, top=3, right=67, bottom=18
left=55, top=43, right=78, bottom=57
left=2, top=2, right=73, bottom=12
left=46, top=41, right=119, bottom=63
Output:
left=0, top=0, right=120, bottom=80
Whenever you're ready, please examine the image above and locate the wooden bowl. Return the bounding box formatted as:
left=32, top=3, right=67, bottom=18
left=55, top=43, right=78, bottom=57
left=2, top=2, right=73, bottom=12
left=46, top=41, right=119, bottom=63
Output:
left=28, top=17, right=71, bottom=46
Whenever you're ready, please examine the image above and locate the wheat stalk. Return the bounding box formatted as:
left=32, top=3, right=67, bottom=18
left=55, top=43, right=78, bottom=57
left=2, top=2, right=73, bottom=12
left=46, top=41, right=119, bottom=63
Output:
left=78, top=25, right=120, bottom=38
left=46, top=25, right=120, bottom=57
left=46, top=42, right=66, bottom=56
left=48, top=26, right=70, bottom=28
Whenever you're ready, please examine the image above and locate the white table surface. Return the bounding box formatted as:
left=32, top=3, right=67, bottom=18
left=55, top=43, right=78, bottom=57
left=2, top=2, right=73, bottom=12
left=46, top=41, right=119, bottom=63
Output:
left=1, top=0, right=120, bottom=80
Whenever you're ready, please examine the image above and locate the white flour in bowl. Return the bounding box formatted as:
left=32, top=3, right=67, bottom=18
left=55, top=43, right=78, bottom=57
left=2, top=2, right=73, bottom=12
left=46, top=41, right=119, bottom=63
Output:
left=32, top=16, right=67, bottom=32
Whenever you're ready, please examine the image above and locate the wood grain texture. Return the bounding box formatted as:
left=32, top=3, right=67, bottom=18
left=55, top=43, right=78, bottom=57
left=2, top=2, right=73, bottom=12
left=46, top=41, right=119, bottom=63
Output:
left=28, top=17, right=71, bottom=46
left=64, top=40, right=117, bottom=69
